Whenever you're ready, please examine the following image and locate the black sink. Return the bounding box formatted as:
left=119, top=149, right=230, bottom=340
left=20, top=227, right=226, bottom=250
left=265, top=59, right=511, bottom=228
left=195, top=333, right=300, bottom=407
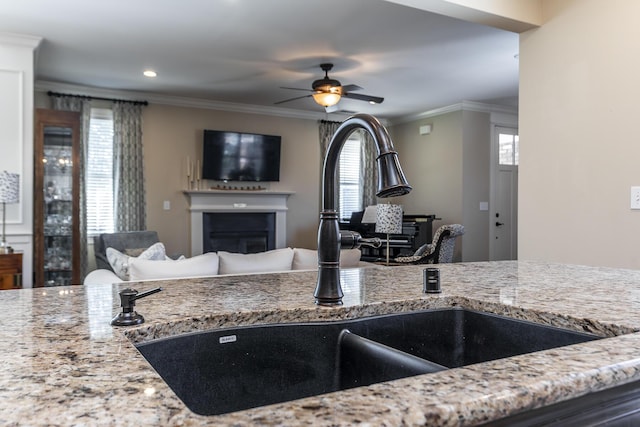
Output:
left=136, top=308, right=599, bottom=416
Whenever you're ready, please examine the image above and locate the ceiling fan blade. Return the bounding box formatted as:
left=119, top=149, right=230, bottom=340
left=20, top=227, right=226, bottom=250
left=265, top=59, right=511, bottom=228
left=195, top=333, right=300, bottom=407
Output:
left=341, top=84, right=363, bottom=92
left=343, top=92, right=384, bottom=104
left=274, top=94, right=312, bottom=105
left=280, top=86, right=313, bottom=92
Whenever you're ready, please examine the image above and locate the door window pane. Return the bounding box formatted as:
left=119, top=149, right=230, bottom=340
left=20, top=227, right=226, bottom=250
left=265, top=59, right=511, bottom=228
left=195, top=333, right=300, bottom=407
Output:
left=499, top=132, right=519, bottom=165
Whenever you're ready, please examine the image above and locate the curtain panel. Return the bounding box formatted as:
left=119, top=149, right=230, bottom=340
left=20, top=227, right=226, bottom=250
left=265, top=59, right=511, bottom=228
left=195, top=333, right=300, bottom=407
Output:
left=359, top=130, right=377, bottom=208
left=318, top=120, right=377, bottom=214
left=318, top=120, right=342, bottom=209
left=51, top=96, right=91, bottom=281
left=112, top=102, right=146, bottom=232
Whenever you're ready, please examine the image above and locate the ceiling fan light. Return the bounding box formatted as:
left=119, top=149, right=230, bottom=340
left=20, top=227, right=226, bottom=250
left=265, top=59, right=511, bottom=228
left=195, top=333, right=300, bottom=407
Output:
left=313, top=92, right=341, bottom=107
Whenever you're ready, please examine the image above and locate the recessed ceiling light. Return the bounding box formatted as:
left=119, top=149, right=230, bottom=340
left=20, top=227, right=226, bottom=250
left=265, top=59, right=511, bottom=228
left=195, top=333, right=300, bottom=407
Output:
left=143, top=70, right=157, bottom=78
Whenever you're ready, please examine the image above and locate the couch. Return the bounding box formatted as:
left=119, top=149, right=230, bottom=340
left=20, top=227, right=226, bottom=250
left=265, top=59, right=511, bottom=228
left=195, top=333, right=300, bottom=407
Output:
left=83, top=246, right=365, bottom=285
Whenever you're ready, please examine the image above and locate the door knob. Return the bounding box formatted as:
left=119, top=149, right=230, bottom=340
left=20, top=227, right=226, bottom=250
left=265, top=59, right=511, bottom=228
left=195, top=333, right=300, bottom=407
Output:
left=496, top=222, right=504, bottom=226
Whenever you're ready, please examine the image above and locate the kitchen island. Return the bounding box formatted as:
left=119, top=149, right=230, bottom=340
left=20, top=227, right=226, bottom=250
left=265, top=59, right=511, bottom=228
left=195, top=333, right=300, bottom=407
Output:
left=2, top=261, right=640, bottom=426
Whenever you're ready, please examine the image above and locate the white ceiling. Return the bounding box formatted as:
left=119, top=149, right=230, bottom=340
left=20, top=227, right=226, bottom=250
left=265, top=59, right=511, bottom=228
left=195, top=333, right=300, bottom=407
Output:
left=1, top=0, right=519, bottom=120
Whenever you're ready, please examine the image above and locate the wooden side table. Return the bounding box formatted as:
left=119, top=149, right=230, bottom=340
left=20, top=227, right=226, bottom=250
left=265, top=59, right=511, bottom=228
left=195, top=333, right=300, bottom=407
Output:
left=0, top=253, right=23, bottom=290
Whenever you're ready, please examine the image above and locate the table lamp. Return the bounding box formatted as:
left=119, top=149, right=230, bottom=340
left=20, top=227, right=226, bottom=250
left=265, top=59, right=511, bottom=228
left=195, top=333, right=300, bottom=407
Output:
left=375, top=203, right=403, bottom=265
left=0, top=171, right=20, bottom=254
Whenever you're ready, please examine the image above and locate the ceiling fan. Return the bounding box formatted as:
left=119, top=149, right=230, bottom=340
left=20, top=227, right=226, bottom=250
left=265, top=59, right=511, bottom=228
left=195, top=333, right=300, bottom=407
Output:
left=275, top=63, right=384, bottom=108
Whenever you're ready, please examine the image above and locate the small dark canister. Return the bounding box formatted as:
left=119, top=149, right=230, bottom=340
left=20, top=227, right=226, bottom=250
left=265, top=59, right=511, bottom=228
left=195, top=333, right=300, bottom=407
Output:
left=423, top=268, right=441, bottom=293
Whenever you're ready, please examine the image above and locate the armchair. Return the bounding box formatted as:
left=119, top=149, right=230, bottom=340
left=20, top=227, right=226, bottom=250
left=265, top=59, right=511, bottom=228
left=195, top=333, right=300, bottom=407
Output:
left=93, top=231, right=160, bottom=272
left=394, top=224, right=465, bottom=264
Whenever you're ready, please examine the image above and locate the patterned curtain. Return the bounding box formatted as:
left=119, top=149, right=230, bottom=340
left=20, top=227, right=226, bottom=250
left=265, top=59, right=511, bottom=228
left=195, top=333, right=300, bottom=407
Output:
left=51, top=96, right=91, bottom=281
left=318, top=120, right=343, bottom=209
left=359, top=130, right=377, bottom=208
left=112, top=102, right=146, bottom=231
left=318, top=120, right=342, bottom=160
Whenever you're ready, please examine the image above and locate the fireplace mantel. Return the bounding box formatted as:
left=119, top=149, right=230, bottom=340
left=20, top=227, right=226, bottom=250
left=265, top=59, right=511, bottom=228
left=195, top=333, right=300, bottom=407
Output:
left=184, top=190, right=294, bottom=256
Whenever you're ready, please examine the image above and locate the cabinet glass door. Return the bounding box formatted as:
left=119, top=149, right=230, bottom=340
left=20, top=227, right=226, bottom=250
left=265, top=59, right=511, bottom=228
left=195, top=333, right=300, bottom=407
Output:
left=42, top=126, right=74, bottom=286
left=35, top=109, right=80, bottom=287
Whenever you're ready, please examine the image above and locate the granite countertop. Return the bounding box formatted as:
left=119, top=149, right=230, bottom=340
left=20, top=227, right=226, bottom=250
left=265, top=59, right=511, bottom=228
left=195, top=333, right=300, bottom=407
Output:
left=2, top=261, right=640, bottom=426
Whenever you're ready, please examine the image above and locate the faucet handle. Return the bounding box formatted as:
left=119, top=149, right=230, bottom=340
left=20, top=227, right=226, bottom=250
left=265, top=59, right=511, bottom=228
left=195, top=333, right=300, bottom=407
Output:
left=340, top=230, right=382, bottom=249
left=358, top=236, right=382, bottom=249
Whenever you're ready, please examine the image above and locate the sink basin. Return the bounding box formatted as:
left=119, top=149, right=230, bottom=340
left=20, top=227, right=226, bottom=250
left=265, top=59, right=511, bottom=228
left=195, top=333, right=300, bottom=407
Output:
left=136, top=308, right=599, bottom=416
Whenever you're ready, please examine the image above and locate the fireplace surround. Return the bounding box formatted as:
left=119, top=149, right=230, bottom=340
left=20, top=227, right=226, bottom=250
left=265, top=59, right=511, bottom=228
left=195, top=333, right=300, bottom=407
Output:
left=184, top=190, right=293, bottom=256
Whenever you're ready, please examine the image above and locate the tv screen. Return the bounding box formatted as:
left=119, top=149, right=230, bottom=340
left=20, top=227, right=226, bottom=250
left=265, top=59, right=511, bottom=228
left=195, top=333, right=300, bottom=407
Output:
left=202, top=130, right=281, bottom=182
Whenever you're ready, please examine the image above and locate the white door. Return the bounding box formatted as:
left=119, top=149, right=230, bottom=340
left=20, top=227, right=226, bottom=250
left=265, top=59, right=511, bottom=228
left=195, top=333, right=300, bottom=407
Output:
left=490, top=127, right=519, bottom=261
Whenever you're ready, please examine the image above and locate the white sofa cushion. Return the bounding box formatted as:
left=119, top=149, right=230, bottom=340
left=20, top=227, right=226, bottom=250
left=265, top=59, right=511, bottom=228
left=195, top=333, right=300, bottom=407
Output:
left=106, top=242, right=167, bottom=280
left=83, top=268, right=123, bottom=285
left=292, top=248, right=362, bottom=270
left=129, top=252, right=220, bottom=281
left=218, top=248, right=294, bottom=275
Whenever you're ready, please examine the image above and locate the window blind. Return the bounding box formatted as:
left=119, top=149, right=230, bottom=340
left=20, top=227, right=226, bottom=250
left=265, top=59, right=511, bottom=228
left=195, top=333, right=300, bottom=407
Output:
left=86, top=108, right=114, bottom=235
left=338, top=135, right=362, bottom=220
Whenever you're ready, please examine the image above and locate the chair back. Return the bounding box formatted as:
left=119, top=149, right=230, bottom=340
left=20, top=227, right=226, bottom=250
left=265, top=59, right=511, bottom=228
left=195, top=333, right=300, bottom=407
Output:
left=94, top=231, right=159, bottom=272
left=431, top=224, right=465, bottom=263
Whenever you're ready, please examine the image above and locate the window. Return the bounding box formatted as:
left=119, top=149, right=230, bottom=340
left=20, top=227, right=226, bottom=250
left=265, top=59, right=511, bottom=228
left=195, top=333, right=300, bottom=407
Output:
left=338, top=134, right=363, bottom=220
left=499, top=131, right=519, bottom=165
left=86, top=108, right=114, bottom=235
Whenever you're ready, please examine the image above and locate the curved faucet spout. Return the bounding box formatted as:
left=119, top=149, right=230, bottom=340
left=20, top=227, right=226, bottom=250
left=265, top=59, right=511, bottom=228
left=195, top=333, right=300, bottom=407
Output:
left=315, top=114, right=412, bottom=306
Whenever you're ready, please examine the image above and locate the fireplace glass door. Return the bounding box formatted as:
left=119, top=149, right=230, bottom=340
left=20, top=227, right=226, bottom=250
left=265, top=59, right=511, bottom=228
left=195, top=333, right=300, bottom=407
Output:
left=203, top=212, right=276, bottom=254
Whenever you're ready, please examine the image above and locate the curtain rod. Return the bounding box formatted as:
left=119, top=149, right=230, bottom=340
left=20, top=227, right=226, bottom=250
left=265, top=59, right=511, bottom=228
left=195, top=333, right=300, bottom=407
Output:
left=47, top=91, right=148, bottom=106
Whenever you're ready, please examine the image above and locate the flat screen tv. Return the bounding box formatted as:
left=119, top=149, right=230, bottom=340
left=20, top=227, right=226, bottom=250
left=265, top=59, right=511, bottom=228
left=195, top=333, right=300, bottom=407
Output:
left=202, top=130, right=281, bottom=182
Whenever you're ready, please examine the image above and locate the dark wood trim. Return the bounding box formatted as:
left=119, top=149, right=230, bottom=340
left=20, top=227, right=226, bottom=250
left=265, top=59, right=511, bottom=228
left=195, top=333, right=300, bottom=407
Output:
left=34, top=109, right=81, bottom=286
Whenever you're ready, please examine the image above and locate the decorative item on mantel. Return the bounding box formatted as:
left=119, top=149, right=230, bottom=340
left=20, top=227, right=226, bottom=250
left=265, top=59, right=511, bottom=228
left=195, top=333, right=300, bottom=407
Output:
left=186, top=157, right=201, bottom=191
left=211, top=184, right=266, bottom=191
left=0, top=171, right=19, bottom=254
left=375, top=203, right=403, bottom=266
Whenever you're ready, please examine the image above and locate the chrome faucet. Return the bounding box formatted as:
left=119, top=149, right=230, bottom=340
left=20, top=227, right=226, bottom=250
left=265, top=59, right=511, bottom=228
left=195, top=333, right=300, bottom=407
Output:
left=314, top=114, right=412, bottom=305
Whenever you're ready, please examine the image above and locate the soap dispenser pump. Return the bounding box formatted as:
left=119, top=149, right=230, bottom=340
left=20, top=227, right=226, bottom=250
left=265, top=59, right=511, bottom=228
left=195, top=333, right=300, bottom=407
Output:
left=111, top=287, right=162, bottom=326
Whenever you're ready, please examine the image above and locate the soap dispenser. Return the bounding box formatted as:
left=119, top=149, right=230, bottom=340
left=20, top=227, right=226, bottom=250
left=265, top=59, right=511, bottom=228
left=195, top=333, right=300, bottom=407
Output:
left=111, top=287, right=162, bottom=326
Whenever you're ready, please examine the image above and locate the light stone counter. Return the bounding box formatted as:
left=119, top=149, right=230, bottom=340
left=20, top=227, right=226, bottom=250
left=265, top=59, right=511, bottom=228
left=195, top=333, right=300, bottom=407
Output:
left=2, top=261, right=640, bottom=426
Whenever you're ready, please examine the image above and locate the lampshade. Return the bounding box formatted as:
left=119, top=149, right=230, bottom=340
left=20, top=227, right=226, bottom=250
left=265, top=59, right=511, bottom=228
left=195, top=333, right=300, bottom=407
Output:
left=312, top=91, right=341, bottom=107
left=0, top=171, right=19, bottom=204
left=375, top=203, right=403, bottom=234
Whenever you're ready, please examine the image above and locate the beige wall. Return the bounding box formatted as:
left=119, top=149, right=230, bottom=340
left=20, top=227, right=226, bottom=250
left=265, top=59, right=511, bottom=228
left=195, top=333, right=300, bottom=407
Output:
left=143, top=104, right=322, bottom=257
left=391, top=111, right=463, bottom=224
left=461, top=110, right=491, bottom=261
left=390, top=109, right=492, bottom=262
left=519, top=0, right=640, bottom=268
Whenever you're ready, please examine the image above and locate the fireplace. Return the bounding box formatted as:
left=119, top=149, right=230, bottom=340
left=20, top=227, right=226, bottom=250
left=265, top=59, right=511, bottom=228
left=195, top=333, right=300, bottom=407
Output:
left=203, top=212, right=276, bottom=254
left=184, top=190, right=293, bottom=256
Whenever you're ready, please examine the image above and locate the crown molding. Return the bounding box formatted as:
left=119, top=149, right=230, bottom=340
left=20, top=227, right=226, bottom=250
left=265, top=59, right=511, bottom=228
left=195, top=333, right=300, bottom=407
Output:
left=35, top=80, right=500, bottom=126
left=390, top=100, right=518, bottom=125
left=35, top=80, right=354, bottom=122
left=0, top=32, right=42, bottom=49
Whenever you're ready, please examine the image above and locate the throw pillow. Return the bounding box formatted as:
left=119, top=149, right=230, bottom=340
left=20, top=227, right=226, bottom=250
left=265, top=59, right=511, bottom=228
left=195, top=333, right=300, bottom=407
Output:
left=128, top=252, right=219, bottom=281
left=124, top=247, right=147, bottom=257
left=218, top=248, right=294, bottom=275
left=106, top=242, right=166, bottom=280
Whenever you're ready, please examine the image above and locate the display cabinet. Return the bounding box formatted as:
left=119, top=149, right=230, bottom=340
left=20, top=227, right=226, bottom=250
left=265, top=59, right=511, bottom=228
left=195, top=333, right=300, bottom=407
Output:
left=34, top=109, right=81, bottom=286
